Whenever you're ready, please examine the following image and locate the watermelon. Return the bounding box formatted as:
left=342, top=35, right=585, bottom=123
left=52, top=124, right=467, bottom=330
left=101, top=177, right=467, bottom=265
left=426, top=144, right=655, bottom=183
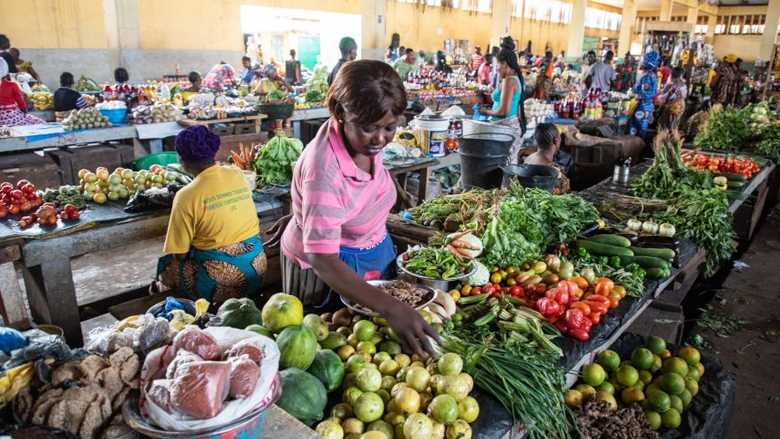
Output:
left=277, top=368, right=327, bottom=426
left=277, top=325, right=318, bottom=370
left=307, top=350, right=345, bottom=392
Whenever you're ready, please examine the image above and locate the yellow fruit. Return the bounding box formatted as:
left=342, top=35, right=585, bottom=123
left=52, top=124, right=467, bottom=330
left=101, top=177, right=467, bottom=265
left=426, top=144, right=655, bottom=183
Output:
left=669, top=395, right=683, bottom=413
left=696, top=362, right=705, bottom=377
left=660, top=349, right=672, bottom=360
left=678, top=347, right=701, bottom=367
left=649, top=355, right=663, bottom=373
left=564, top=389, right=584, bottom=408
left=616, top=365, right=639, bottom=387
left=575, top=384, right=597, bottom=400
left=261, top=293, right=304, bottom=333
left=685, top=376, right=699, bottom=397
left=679, top=389, right=692, bottom=407
left=621, top=387, right=645, bottom=405
left=645, top=411, right=662, bottom=430
left=638, top=370, right=653, bottom=385
left=595, top=391, right=618, bottom=411
left=662, top=357, right=689, bottom=377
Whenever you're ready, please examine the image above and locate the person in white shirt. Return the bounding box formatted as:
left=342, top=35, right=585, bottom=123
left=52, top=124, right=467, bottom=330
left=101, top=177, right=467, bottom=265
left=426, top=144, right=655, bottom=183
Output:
left=586, top=50, right=616, bottom=92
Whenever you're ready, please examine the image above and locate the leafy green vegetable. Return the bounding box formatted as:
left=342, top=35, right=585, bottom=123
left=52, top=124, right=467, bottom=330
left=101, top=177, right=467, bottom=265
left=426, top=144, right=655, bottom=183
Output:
left=693, top=102, right=772, bottom=153
left=633, top=130, right=710, bottom=199
left=401, top=246, right=471, bottom=279
left=756, top=123, right=780, bottom=163
left=254, top=133, right=303, bottom=186
left=263, top=88, right=290, bottom=103
left=39, top=186, right=87, bottom=211
left=304, top=89, right=325, bottom=103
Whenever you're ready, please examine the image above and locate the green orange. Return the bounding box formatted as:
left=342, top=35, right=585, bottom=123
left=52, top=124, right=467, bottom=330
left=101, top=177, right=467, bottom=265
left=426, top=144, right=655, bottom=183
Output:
left=678, top=347, right=701, bottom=367
left=662, top=358, right=689, bottom=377
left=616, top=365, right=639, bottom=387
left=582, top=364, right=607, bottom=387
left=645, top=336, right=667, bottom=355
left=660, top=373, right=686, bottom=396
left=631, top=348, right=655, bottom=371
left=596, top=350, right=621, bottom=372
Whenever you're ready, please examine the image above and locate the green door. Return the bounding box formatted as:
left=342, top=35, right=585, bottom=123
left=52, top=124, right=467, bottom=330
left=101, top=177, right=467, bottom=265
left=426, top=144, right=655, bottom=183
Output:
left=298, top=35, right=321, bottom=71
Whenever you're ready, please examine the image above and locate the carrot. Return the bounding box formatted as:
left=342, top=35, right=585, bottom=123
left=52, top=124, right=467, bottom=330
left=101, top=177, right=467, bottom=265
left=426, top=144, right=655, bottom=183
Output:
left=450, top=229, right=475, bottom=241
left=453, top=246, right=475, bottom=260
left=231, top=151, right=246, bottom=169
left=451, top=240, right=480, bottom=250
left=447, top=244, right=463, bottom=262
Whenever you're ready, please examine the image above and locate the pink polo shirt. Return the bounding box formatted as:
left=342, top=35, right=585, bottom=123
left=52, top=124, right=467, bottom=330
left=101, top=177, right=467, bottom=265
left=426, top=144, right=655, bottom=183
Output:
left=281, top=119, right=397, bottom=269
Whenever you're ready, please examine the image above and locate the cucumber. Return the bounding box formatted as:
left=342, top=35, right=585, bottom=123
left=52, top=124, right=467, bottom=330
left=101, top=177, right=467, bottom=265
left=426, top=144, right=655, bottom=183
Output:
left=645, top=267, right=671, bottom=278
left=715, top=172, right=747, bottom=182
left=630, top=246, right=676, bottom=260
left=574, top=240, right=634, bottom=257
left=586, top=234, right=632, bottom=248
left=727, top=180, right=744, bottom=188
left=618, top=255, right=671, bottom=269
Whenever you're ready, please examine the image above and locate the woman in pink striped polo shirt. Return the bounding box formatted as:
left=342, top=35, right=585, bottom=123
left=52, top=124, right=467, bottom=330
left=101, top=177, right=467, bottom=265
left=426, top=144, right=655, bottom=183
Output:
left=278, top=60, right=439, bottom=358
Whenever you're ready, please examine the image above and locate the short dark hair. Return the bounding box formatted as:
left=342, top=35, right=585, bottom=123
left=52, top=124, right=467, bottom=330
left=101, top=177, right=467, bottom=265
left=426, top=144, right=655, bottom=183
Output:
left=242, top=56, right=251, bottom=62
left=290, top=49, right=296, bottom=56
left=671, top=67, right=684, bottom=79
left=60, top=72, right=75, bottom=87
left=587, top=51, right=596, bottom=57
left=339, top=37, right=357, bottom=56
left=0, top=52, right=16, bottom=75
left=8, top=48, right=19, bottom=58
left=327, top=60, right=407, bottom=127
left=188, top=71, right=201, bottom=83
left=0, top=34, right=9, bottom=50
left=484, top=53, right=494, bottom=63
left=114, top=67, right=129, bottom=83
left=405, top=48, right=414, bottom=55
left=605, top=51, right=614, bottom=61
left=535, top=123, right=560, bottom=150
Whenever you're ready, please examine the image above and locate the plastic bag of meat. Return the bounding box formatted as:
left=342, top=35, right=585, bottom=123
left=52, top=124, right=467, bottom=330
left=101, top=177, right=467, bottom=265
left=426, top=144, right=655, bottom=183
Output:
left=224, top=340, right=264, bottom=365
left=166, top=351, right=203, bottom=380
left=172, top=326, right=219, bottom=360
left=227, top=356, right=260, bottom=399
left=147, top=380, right=174, bottom=414
left=170, top=361, right=230, bottom=419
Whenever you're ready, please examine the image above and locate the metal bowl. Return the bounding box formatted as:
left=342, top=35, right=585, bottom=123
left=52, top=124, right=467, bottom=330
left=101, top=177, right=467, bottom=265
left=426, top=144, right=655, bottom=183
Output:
left=341, top=280, right=437, bottom=316
left=396, top=253, right=477, bottom=291
left=122, top=373, right=282, bottom=439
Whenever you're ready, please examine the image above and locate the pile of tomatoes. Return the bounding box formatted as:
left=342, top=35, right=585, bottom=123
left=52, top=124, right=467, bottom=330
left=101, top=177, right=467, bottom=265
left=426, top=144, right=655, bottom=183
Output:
left=684, top=153, right=760, bottom=179
left=456, top=258, right=627, bottom=341
left=17, top=203, right=80, bottom=229
left=0, top=180, right=43, bottom=218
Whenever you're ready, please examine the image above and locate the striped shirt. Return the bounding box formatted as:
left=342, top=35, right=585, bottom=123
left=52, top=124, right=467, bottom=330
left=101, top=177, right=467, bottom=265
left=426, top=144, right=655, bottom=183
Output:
left=470, top=54, right=484, bottom=72
left=281, top=118, right=397, bottom=269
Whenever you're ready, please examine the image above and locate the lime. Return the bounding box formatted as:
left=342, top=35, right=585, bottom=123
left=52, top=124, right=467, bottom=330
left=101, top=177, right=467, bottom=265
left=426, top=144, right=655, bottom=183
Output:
left=575, top=384, right=597, bottom=399
left=354, top=392, right=384, bottom=423
left=631, top=348, right=655, bottom=370
left=376, top=389, right=391, bottom=405
left=357, top=367, right=383, bottom=392
left=621, top=387, right=646, bottom=405
left=685, top=376, right=699, bottom=397
left=379, top=359, right=401, bottom=377
left=696, top=362, right=705, bottom=377
left=347, top=355, right=368, bottom=373
left=354, top=321, right=378, bottom=342
left=244, top=324, right=273, bottom=337
left=679, top=346, right=701, bottom=367
left=373, top=352, right=391, bottom=366
left=596, top=350, right=621, bottom=372
left=644, top=411, right=662, bottom=430
left=660, top=349, right=672, bottom=360
left=405, top=367, right=432, bottom=393
left=645, top=383, right=662, bottom=397
left=662, top=358, right=689, bottom=377
left=647, top=390, right=671, bottom=413
left=616, top=365, right=639, bottom=387
left=597, top=381, right=615, bottom=395
left=649, top=355, right=663, bottom=373
left=437, top=353, right=464, bottom=376
left=457, top=396, right=480, bottom=423
left=638, top=370, right=653, bottom=385
left=595, top=391, right=618, bottom=411
left=378, top=341, right=402, bottom=356
left=357, top=341, right=377, bottom=356
left=660, top=373, right=686, bottom=396
left=427, top=395, right=458, bottom=424
left=564, top=389, right=584, bottom=407
left=687, top=367, right=701, bottom=382
left=582, top=364, right=607, bottom=387
left=608, top=378, right=624, bottom=393
left=632, top=380, right=645, bottom=391
left=661, top=408, right=682, bottom=428
left=679, top=389, right=692, bottom=407
left=645, top=336, right=667, bottom=355
left=669, top=395, right=683, bottom=413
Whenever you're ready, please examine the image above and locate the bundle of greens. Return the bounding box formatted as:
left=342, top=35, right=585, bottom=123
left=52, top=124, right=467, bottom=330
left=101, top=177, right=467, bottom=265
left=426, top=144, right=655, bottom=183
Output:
left=39, top=186, right=87, bottom=211
left=756, top=122, right=780, bottom=163
left=442, top=333, right=573, bottom=439
left=304, top=89, right=325, bottom=103
left=410, top=189, right=501, bottom=231
left=632, top=130, right=709, bottom=199
left=693, top=102, right=771, bottom=152
left=254, top=133, right=303, bottom=186
left=262, top=88, right=292, bottom=104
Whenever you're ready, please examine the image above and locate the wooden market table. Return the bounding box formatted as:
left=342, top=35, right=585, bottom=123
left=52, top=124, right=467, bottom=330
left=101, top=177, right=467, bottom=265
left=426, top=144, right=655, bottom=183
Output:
left=6, top=194, right=284, bottom=347
left=385, top=156, right=441, bottom=209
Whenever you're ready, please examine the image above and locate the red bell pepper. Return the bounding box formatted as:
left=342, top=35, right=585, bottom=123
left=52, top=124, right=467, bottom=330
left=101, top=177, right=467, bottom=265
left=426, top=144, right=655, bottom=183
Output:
left=536, top=297, right=560, bottom=318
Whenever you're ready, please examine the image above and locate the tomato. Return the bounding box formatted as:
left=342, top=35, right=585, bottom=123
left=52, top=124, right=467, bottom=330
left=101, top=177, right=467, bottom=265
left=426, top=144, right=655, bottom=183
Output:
left=70, top=212, right=80, bottom=220
left=482, top=283, right=495, bottom=294
left=569, top=301, right=591, bottom=316
left=554, top=320, right=568, bottom=334
left=8, top=205, right=20, bottom=214
left=47, top=216, right=57, bottom=225
left=60, top=212, right=69, bottom=220
left=10, top=190, right=23, bottom=200
left=536, top=283, right=547, bottom=294
left=63, top=204, right=78, bottom=214
left=570, top=276, right=589, bottom=290
left=589, top=312, right=601, bottom=325
left=611, top=285, right=626, bottom=299
left=569, top=329, right=589, bottom=341
left=470, top=287, right=481, bottom=296
left=21, top=183, right=35, bottom=194
left=607, top=292, right=620, bottom=308
left=16, top=180, right=30, bottom=190
left=595, top=278, right=614, bottom=296
left=461, top=285, right=472, bottom=296
left=509, top=285, right=524, bottom=297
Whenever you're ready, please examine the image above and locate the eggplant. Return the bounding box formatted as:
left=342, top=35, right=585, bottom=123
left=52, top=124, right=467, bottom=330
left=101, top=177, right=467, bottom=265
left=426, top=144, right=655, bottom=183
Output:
left=637, top=236, right=680, bottom=247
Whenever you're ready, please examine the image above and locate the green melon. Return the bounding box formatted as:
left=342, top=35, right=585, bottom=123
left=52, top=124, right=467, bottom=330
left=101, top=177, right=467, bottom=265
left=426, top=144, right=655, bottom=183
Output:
left=277, top=368, right=328, bottom=426
left=277, top=325, right=319, bottom=370
left=308, top=350, right=345, bottom=392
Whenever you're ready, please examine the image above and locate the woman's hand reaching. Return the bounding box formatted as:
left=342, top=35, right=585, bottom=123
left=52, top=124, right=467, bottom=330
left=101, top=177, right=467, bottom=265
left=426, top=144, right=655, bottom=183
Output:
left=382, top=299, right=442, bottom=360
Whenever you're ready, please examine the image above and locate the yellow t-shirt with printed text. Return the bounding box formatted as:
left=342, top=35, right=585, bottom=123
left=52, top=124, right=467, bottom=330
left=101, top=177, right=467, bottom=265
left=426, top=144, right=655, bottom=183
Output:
left=164, top=165, right=259, bottom=254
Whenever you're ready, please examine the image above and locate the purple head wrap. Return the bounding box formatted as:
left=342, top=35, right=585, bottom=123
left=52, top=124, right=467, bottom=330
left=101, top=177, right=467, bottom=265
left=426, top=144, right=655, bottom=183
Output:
left=175, top=125, right=220, bottom=163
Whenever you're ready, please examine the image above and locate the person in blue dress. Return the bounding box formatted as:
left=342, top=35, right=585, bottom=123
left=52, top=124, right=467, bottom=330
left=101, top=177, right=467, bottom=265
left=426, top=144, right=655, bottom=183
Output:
left=628, top=51, right=659, bottom=140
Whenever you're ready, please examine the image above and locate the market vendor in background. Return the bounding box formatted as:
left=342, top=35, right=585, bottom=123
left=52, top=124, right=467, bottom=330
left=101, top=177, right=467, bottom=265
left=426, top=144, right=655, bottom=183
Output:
left=477, top=53, right=493, bottom=85
left=0, top=35, right=9, bottom=52
left=285, top=49, right=302, bottom=86
left=532, top=51, right=554, bottom=99
left=54, top=72, right=88, bottom=115
left=253, top=64, right=294, bottom=96
left=8, top=48, right=41, bottom=83
left=434, top=50, right=453, bottom=74
left=585, top=50, right=616, bottom=93
left=615, top=53, right=636, bottom=92
left=157, top=125, right=266, bottom=304
left=657, top=67, right=688, bottom=131
left=114, top=67, right=129, bottom=85
left=278, top=60, right=440, bottom=358
left=469, top=45, right=484, bottom=74
left=524, top=123, right=570, bottom=194
left=628, top=51, right=659, bottom=140
left=328, top=37, right=358, bottom=86
left=710, top=54, right=741, bottom=108
left=394, top=48, right=417, bottom=82
left=579, top=51, right=596, bottom=94
left=479, top=37, right=526, bottom=164
left=181, top=71, right=202, bottom=102
left=240, top=56, right=257, bottom=85
left=0, top=55, right=43, bottom=126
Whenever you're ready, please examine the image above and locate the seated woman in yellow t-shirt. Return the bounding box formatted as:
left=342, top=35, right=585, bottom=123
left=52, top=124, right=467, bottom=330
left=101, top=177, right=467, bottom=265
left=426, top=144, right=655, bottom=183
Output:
left=156, top=125, right=266, bottom=304
left=253, top=64, right=294, bottom=96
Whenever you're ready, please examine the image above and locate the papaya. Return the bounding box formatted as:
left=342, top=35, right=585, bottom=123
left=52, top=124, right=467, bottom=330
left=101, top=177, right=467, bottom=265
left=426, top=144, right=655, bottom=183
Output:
left=277, top=368, right=328, bottom=426
left=308, top=350, right=345, bottom=392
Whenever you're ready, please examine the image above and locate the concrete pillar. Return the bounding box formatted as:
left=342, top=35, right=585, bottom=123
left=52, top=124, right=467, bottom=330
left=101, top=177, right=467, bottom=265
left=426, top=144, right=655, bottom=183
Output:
left=759, top=0, right=780, bottom=61
left=102, top=0, right=140, bottom=71
left=361, top=0, right=386, bottom=60
left=660, top=0, right=673, bottom=22
left=706, top=15, right=716, bottom=43
left=686, top=6, right=698, bottom=25
left=490, top=0, right=513, bottom=50
left=618, top=0, right=638, bottom=56
left=567, top=0, right=587, bottom=57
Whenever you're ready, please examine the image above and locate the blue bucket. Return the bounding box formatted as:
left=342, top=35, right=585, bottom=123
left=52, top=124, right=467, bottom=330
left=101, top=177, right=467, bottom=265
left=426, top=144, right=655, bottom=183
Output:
left=99, top=108, right=128, bottom=124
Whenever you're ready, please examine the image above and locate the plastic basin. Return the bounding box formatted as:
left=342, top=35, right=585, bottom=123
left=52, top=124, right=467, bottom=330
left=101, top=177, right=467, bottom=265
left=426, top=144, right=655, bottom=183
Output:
left=99, top=108, right=128, bottom=125
left=132, top=152, right=180, bottom=171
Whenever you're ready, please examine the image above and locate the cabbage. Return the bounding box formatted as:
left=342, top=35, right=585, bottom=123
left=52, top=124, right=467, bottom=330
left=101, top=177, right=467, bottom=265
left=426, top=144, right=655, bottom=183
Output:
left=467, top=261, right=489, bottom=286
